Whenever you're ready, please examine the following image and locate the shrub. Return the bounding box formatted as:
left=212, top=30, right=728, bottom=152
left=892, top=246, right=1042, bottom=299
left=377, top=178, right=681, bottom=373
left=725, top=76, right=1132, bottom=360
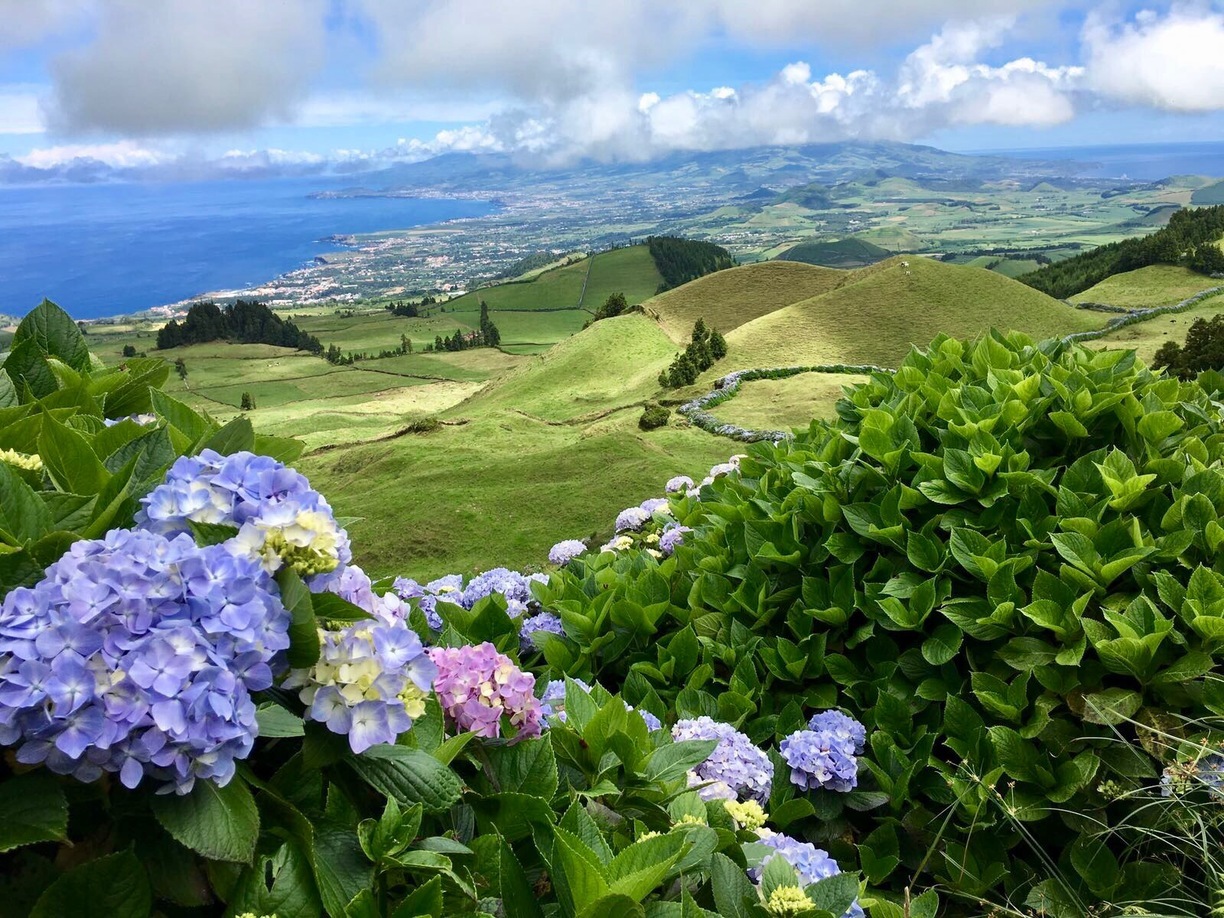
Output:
left=639, top=402, right=671, bottom=430
left=536, top=332, right=1224, bottom=909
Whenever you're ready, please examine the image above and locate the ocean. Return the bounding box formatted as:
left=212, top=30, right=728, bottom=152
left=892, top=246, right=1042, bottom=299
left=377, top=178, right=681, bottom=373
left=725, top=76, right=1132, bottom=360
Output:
left=0, top=176, right=496, bottom=320
left=983, top=141, right=1224, bottom=181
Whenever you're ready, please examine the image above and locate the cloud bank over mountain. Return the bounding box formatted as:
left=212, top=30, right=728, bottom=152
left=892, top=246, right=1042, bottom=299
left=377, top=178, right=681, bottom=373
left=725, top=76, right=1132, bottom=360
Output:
left=1, top=0, right=1223, bottom=178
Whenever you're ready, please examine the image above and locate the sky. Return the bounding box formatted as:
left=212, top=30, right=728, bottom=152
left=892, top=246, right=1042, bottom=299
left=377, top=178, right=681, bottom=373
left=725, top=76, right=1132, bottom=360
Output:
left=2, top=0, right=1224, bottom=181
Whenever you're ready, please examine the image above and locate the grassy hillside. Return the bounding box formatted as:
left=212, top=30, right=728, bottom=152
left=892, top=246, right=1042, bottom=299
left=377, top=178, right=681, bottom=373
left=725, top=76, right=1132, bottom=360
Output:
left=644, top=261, right=844, bottom=343
left=714, top=372, right=869, bottom=431
left=776, top=237, right=891, bottom=268
left=578, top=245, right=665, bottom=307
left=724, top=257, right=1105, bottom=369
left=1070, top=264, right=1224, bottom=308
left=1092, top=290, right=1224, bottom=363
left=1192, top=180, right=1224, bottom=205
left=464, top=313, right=679, bottom=421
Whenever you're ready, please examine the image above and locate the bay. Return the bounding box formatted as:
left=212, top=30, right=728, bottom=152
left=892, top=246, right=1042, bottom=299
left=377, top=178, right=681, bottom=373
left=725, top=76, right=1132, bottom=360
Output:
left=0, top=176, right=496, bottom=320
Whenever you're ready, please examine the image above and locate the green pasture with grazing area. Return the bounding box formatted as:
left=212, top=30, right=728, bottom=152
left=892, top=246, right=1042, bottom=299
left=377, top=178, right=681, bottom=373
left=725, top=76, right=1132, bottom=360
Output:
left=298, top=408, right=730, bottom=581
left=711, top=372, right=869, bottom=432
left=1070, top=264, right=1224, bottom=308
left=1092, top=290, right=1224, bottom=363
left=577, top=245, right=665, bottom=306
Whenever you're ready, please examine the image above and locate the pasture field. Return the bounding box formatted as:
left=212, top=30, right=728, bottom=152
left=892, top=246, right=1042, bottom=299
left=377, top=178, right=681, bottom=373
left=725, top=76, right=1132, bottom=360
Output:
left=1092, top=291, right=1224, bottom=363
left=577, top=245, right=665, bottom=307
left=1070, top=264, right=1224, bottom=308
left=443, top=259, right=588, bottom=311
left=712, top=372, right=869, bottom=431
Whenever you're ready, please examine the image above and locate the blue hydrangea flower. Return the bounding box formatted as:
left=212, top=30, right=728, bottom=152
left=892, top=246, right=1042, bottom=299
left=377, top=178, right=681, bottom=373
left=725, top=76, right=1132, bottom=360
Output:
left=548, top=539, right=587, bottom=566
left=751, top=831, right=864, bottom=918
left=808, top=710, right=866, bottom=753
left=137, top=450, right=351, bottom=584
left=639, top=497, right=670, bottom=515
left=665, top=476, right=694, bottom=493
left=0, top=528, right=289, bottom=793
left=672, top=716, right=772, bottom=803
left=780, top=728, right=859, bottom=793
left=284, top=618, right=435, bottom=754
left=520, top=612, right=564, bottom=651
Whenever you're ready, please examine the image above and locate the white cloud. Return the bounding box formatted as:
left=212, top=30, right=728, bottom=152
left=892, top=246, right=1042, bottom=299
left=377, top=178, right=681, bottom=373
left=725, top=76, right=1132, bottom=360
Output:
left=16, top=139, right=172, bottom=170
left=1084, top=5, right=1224, bottom=112
left=46, top=0, right=328, bottom=134
left=0, top=0, right=92, bottom=52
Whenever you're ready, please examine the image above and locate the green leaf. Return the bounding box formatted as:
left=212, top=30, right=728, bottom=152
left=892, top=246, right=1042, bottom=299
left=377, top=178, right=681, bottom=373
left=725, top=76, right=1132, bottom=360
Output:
left=30, top=850, right=152, bottom=918
left=347, top=745, right=463, bottom=814
left=311, top=591, right=375, bottom=623
left=3, top=339, right=58, bottom=399
left=13, top=299, right=91, bottom=371
left=390, top=876, right=443, bottom=918
left=710, top=852, right=756, bottom=918
left=1081, top=688, right=1142, bottom=725
left=921, top=621, right=962, bottom=665
left=484, top=734, right=558, bottom=799
left=199, top=414, right=255, bottom=456
left=0, top=775, right=69, bottom=852
left=230, top=842, right=323, bottom=918
left=277, top=568, right=320, bottom=669
left=608, top=835, right=686, bottom=900
left=552, top=827, right=611, bottom=913
left=469, top=834, right=544, bottom=918
left=151, top=775, right=260, bottom=863
left=37, top=413, right=109, bottom=495
left=0, top=370, right=17, bottom=408
left=312, top=823, right=373, bottom=918
left=257, top=704, right=306, bottom=737
left=806, top=872, right=860, bottom=917
left=646, top=740, right=718, bottom=785
left=0, top=461, right=52, bottom=543
left=583, top=895, right=647, bottom=918
left=188, top=521, right=240, bottom=547
left=150, top=388, right=211, bottom=440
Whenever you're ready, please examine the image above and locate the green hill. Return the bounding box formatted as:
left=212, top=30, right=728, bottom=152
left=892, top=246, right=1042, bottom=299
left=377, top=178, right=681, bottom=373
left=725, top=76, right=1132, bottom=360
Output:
left=723, top=257, right=1105, bottom=369
left=1070, top=264, right=1224, bottom=308
left=1192, top=180, right=1224, bottom=205
left=644, top=261, right=844, bottom=344
left=775, top=237, right=891, bottom=268
left=463, top=313, right=678, bottom=421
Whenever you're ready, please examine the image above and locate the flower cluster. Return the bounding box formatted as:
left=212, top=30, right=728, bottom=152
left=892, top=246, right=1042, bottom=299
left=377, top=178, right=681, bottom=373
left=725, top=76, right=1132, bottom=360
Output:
left=780, top=711, right=865, bottom=793
left=682, top=455, right=747, bottom=498
left=659, top=523, right=692, bottom=557
left=137, top=450, right=351, bottom=582
left=766, top=886, right=814, bottom=917
left=753, top=830, right=865, bottom=918
left=614, top=506, right=652, bottom=533
left=430, top=642, right=542, bottom=740
left=1161, top=743, right=1224, bottom=799
left=392, top=569, right=548, bottom=632
left=0, top=528, right=289, bottom=792
left=538, top=678, right=662, bottom=731
left=284, top=618, right=434, bottom=754
left=0, top=448, right=42, bottom=472
left=672, top=716, right=772, bottom=804
left=548, top=539, right=587, bottom=566
left=665, top=475, right=694, bottom=494
left=724, top=798, right=768, bottom=831
left=519, top=611, right=564, bottom=651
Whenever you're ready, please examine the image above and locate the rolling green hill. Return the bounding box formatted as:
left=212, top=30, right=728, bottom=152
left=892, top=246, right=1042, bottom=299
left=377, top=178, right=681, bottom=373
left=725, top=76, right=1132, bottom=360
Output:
left=775, top=237, right=891, bottom=268
left=723, top=257, right=1105, bottom=369
left=1191, top=180, right=1224, bottom=205
left=1070, top=264, right=1224, bottom=308
left=644, top=261, right=845, bottom=343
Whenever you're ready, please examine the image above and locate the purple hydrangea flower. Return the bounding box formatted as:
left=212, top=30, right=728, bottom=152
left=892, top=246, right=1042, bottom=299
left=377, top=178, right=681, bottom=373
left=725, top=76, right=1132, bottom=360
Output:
left=640, top=498, right=670, bottom=515
left=672, top=716, right=772, bottom=803
left=780, top=728, right=859, bottom=793
left=808, top=709, right=867, bottom=753
left=548, top=539, right=587, bottom=566
left=659, top=523, right=692, bottom=556
left=0, top=528, right=289, bottom=793
left=430, top=643, right=542, bottom=741
left=665, top=476, right=694, bottom=494
left=322, top=564, right=378, bottom=615
left=614, top=506, right=652, bottom=533
left=520, top=612, right=564, bottom=652
left=137, top=449, right=351, bottom=585
left=751, top=831, right=864, bottom=916
left=284, top=618, right=434, bottom=754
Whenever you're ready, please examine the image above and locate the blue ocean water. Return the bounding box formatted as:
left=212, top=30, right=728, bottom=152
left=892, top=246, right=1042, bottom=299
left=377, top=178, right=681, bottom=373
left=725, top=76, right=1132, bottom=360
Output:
left=0, top=177, right=496, bottom=320
left=985, top=142, right=1224, bottom=181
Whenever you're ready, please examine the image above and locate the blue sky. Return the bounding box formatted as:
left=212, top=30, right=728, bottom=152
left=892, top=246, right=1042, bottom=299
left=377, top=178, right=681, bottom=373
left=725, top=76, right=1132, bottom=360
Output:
left=2, top=0, right=1224, bottom=178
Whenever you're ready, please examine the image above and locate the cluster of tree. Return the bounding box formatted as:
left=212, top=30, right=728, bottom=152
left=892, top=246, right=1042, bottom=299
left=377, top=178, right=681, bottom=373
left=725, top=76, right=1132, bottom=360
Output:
left=1153, top=313, right=1224, bottom=379
left=1020, top=205, right=1224, bottom=299
left=240, top=392, right=256, bottom=410
left=424, top=302, right=501, bottom=353
left=586, top=292, right=628, bottom=327
left=385, top=296, right=438, bottom=318
left=325, top=335, right=413, bottom=366
left=646, top=236, right=735, bottom=293
left=658, top=318, right=727, bottom=388
left=121, top=344, right=146, bottom=358
left=156, top=300, right=322, bottom=353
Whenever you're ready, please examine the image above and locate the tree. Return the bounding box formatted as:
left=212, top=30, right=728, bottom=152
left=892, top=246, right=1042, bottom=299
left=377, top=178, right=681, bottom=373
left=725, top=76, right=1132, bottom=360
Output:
left=240, top=392, right=256, bottom=411
left=174, top=358, right=188, bottom=380
left=122, top=344, right=137, bottom=358
left=709, top=328, right=728, bottom=360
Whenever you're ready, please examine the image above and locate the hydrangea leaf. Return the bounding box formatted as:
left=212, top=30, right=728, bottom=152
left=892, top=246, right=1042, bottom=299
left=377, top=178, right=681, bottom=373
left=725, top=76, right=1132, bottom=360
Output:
left=151, top=775, right=260, bottom=864
left=12, top=299, right=91, bottom=372
left=347, top=745, right=462, bottom=814
left=0, top=775, right=69, bottom=853
left=29, top=850, right=151, bottom=918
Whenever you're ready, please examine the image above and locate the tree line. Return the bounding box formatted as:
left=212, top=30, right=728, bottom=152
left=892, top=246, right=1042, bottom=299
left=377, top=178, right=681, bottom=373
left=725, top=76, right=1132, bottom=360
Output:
left=658, top=318, right=727, bottom=388
left=156, top=300, right=322, bottom=353
left=1019, top=205, right=1224, bottom=299
left=426, top=301, right=501, bottom=353
left=1154, top=312, right=1224, bottom=379
left=646, top=236, right=736, bottom=293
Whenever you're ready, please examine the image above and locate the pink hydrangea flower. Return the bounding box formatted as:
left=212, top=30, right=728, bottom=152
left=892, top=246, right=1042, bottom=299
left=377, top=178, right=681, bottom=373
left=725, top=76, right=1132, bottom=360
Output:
left=428, top=642, right=542, bottom=741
